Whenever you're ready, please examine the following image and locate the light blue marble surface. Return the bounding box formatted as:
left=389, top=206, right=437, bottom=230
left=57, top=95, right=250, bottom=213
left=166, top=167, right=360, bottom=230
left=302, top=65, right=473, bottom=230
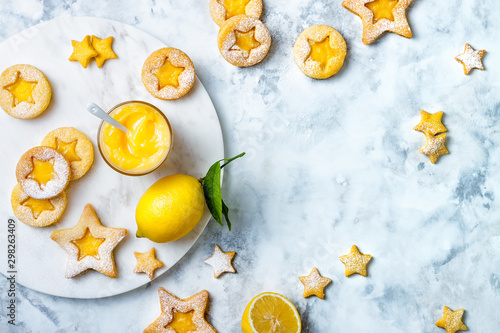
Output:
left=1, top=0, right=500, bottom=332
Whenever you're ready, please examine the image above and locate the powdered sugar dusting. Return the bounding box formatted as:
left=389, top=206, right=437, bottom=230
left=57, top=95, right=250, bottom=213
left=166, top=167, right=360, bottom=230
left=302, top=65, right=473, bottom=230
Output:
left=16, top=146, right=70, bottom=199
left=218, top=15, right=271, bottom=67
left=455, top=43, right=485, bottom=75
left=204, top=244, right=236, bottom=278
left=342, top=0, right=413, bottom=45
left=209, top=0, right=263, bottom=27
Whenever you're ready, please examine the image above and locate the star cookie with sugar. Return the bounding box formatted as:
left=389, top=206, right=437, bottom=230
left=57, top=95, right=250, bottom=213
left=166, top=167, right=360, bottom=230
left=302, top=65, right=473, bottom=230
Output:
left=144, top=288, right=217, bottom=333
left=134, top=248, right=164, bottom=280
left=69, top=35, right=98, bottom=69
left=91, top=36, right=118, bottom=68
left=299, top=267, right=332, bottom=299
left=414, top=110, right=447, bottom=136
left=339, top=245, right=372, bottom=277
left=419, top=132, right=449, bottom=164
left=204, top=244, right=236, bottom=278
left=342, top=0, right=413, bottom=45
left=455, top=43, right=485, bottom=75
left=435, top=306, right=468, bottom=333
left=50, top=203, right=127, bottom=278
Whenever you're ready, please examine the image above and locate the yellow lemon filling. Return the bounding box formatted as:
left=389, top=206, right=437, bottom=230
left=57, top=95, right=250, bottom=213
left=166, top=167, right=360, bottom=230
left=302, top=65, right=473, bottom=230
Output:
left=168, top=311, right=197, bottom=333
left=5, top=76, right=37, bottom=106
left=234, top=28, right=260, bottom=53
left=365, top=0, right=399, bottom=23
left=223, top=0, right=251, bottom=19
left=156, top=60, right=184, bottom=89
left=100, top=103, right=171, bottom=174
left=28, top=158, right=55, bottom=186
left=21, top=197, right=55, bottom=219
left=309, top=36, right=335, bottom=68
left=56, top=138, right=81, bottom=163
left=71, top=228, right=105, bottom=260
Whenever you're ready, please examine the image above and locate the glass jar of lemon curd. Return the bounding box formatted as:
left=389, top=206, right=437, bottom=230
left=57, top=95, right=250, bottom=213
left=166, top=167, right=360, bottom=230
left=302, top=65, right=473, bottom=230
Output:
left=97, top=101, right=173, bottom=176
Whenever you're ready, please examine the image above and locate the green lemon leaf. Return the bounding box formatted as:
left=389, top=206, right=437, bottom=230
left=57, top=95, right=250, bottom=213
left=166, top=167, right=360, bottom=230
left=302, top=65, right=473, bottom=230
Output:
left=202, top=152, right=245, bottom=230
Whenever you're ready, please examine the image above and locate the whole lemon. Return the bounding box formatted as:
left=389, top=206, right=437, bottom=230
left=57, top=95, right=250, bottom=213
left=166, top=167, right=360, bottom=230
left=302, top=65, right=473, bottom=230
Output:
left=135, top=174, right=205, bottom=243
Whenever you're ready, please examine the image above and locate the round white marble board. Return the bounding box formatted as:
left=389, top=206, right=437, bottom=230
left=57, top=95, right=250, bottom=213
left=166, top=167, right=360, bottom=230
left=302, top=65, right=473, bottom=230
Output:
left=0, top=16, right=224, bottom=298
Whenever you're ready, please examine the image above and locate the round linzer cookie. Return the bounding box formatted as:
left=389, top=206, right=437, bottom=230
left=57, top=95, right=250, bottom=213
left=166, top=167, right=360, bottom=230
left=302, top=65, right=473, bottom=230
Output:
left=41, top=127, right=94, bottom=181
left=217, top=15, right=271, bottom=67
left=0, top=64, right=52, bottom=119
left=294, top=25, right=347, bottom=79
left=209, top=0, right=263, bottom=27
left=16, top=146, right=70, bottom=200
left=141, top=48, right=196, bottom=100
left=11, top=184, right=66, bottom=228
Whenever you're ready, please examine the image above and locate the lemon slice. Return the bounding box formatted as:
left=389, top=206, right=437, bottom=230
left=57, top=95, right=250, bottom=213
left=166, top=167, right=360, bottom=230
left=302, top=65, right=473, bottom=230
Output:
left=241, top=292, right=301, bottom=333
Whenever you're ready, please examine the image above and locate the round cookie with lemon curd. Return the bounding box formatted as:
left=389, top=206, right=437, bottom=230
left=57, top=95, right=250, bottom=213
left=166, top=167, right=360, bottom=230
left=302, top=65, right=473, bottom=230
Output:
left=294, top=25, right=347, bottom=79
left=11, top=184, right=66, bottom=227
left=241, top=292, right=301, bottom=333
left=0, top=64, right=52, bottom=119
left=217, top=15, right=271, bottom=67
left=210, top=0, right=263, bottom=27
left=142, top=48, right=195, bottom=100
left=41, top=127, right=94, bottom=181
left=16, top=146, right=70, bottom=200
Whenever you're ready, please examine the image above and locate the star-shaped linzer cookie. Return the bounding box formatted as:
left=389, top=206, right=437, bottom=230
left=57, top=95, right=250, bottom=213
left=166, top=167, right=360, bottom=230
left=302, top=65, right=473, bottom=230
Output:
left=414, top=110, right=447, bottom=136
left=420, top=133, right=449, bottom=164
left=50, top=203, right=127, bottom=278
left=455, top=43, right=485, bottom=75
left=144, top=288, right=217, bottom=333
left=134, top=247, right=164, bottom=280
left=91, top=36, right=118, bottom=68
left=435, top=306, right=468, bottom=333
left=299, top=267, right=332, bottom=299
left=68, top=35, right=99, bottom=69
left=342, top=0, right=413, bottom=45
left=204, top=244, right=236, bottom=278
left=339, top=245, right=372, bottom=277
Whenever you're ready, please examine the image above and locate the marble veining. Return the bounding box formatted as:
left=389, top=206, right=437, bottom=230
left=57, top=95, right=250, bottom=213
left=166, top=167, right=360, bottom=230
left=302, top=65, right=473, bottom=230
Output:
left=1, top=0, right=500, bottom=332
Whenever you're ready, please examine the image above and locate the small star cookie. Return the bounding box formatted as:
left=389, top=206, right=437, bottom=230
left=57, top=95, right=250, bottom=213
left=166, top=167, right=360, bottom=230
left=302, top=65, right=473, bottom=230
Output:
left=133, top=247, right=164, bottom=280
left=339, top=245, right=372, bottom=277
left=342, top=0, right=413, bottom=45
left=455, top=43, right=485, bottom=75
left=204, top=244, right=236, bottom=278
left=91, top=36, right=118, bottom=68
left=144, top=288, right=217, bottom=333
left=419, top=133, right=449, bottom=164
left=299, top=267, right=332, bottom=299
left=414, top=110, right=447, bottom=136
left=435, top=306, right=468, bottom=333
left=50, top=204, right=127, bottom=278
left=69, top=35, right=98, bottom=69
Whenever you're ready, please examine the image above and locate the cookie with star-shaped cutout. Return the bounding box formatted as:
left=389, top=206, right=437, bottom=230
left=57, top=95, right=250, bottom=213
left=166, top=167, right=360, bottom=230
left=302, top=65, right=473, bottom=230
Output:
left=342, top=0, right=413, bottom=45
left=217, top=15, right=271, bottom=67
left=0, top=64, right=52, bottom=119
left=142, top=47, right=196, bottom=100
left=41, top=127, right=94, bottom=181
left=210, top=0, right=263, bottom=27
left=50, top=204, right=127, bottom=278
left=294, top=25, right=347, bottom=79
left=144, top=288, right=217, bottom=333
left=16, top=146, right=70, bottom=200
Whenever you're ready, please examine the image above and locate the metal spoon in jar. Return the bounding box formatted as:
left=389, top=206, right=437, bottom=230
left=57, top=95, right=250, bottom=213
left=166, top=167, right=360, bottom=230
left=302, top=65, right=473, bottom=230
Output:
left=86, top=102, right=128, bottom=133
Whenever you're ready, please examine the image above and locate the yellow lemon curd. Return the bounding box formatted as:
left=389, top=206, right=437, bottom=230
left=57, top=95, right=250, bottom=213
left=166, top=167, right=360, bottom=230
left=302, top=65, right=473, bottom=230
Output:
left=5, top=77, right=37, bottom=105
left=234, top=29, right=260, bottom=53
left=168, top=311, right=197, bottom=332
left=100, top=102, right=171, bottom=175
left=156, top=60, right=184, bottom=89
left=365, top=0, right=399, bottom=23
left=28, top=159, right=55, bottom=186
left=71, top=228, right=105, bottom=261
left=56, top=139, right=81, bottom=163
left=224, top=0, right=251, bottom=19
left=21, top=197, right=54, bottom=219
left=309, top=36, right=335, bottom=68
